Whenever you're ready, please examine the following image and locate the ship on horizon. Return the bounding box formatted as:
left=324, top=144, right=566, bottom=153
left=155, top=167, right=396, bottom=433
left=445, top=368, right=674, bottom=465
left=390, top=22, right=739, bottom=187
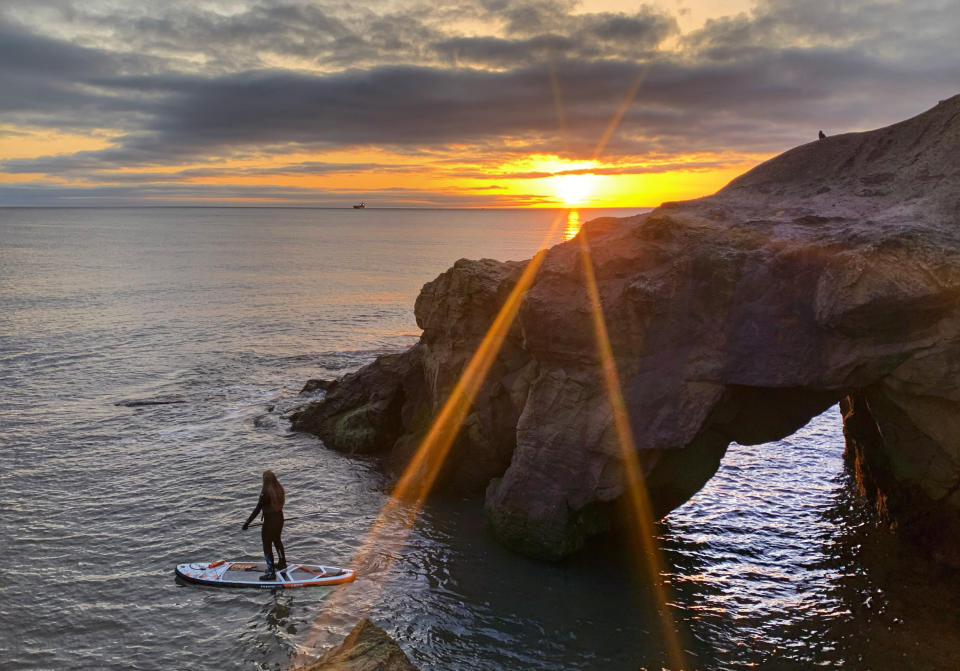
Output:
left=352, top=201, right=366, bottom=209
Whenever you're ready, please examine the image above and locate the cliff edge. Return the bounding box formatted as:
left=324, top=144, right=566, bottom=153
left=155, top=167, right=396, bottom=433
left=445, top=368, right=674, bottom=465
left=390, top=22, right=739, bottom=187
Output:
left=292, top=95, right=960, bottom=562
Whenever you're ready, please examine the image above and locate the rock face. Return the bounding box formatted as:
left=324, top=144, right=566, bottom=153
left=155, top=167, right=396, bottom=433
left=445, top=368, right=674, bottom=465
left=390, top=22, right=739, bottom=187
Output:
left=295, top=618, right=418, bottom=671
left=292, top=95, right=960, bottom=562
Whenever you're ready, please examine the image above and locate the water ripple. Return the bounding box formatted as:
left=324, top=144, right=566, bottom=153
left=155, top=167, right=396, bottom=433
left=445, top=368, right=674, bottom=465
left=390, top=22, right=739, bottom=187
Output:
left=5, top=208, right=960, bottom=671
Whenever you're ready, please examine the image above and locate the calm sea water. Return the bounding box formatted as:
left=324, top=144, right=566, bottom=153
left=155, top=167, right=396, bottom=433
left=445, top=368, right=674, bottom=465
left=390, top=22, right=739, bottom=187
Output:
left=2, top=207, right=958, bottom=671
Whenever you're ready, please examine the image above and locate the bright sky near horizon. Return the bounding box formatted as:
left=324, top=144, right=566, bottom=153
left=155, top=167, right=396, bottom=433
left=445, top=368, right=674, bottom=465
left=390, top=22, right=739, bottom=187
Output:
left=0, top=0, right=957, bottom=208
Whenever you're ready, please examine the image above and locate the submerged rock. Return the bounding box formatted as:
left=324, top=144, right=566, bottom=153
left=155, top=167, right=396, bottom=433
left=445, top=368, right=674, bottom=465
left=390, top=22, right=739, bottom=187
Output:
left=295, top=618, right=417, bottom=671
left=292, top=95, right=960, bottom=562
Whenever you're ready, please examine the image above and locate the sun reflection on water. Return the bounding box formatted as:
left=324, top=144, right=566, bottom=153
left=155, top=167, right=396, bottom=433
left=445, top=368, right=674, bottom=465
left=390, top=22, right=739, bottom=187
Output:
left=563, top=210, right=581, bottom=240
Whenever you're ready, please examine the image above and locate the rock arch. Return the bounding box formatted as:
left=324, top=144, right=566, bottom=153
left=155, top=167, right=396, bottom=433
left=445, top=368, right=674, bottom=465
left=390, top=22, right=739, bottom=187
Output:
left=292, top=95, right=960, bottom=563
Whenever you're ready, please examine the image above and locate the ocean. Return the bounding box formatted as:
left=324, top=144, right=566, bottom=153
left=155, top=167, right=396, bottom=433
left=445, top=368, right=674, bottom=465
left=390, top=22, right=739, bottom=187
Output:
left=2, top=207, right=958, bottom=670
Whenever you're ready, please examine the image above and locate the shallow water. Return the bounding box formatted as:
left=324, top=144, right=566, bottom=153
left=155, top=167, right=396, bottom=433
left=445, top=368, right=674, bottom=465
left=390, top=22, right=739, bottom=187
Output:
left=2, top=207, right=958, bottom=670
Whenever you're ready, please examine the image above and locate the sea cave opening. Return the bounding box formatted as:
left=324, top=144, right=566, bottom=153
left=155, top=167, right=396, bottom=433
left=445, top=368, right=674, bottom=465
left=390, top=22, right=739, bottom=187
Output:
left=648, top=401, right=871, bottom=667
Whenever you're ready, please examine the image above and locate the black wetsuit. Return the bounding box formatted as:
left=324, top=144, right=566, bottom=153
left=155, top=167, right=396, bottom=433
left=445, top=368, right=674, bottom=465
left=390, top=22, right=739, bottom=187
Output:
left=244, top=490, right=286, bottom=572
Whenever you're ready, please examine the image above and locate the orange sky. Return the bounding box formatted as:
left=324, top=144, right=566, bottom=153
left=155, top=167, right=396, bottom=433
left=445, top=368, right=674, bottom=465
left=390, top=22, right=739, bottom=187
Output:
left=0, top=123, right=770, bottom=209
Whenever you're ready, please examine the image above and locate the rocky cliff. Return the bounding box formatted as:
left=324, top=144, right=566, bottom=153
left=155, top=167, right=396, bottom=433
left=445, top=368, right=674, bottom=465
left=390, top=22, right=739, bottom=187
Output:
left=292, top=95, right=960, bottom=562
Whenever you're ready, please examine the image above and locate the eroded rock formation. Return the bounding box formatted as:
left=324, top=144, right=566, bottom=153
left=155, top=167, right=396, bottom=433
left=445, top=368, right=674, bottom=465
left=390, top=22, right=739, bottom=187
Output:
left=292, top=95, right=960, bottom=562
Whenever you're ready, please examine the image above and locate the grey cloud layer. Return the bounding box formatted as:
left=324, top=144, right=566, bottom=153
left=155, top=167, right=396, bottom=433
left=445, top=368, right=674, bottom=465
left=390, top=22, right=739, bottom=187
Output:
left=434, top=4, right=679, bottom=66
left=1, top=0, right=958, bottom=203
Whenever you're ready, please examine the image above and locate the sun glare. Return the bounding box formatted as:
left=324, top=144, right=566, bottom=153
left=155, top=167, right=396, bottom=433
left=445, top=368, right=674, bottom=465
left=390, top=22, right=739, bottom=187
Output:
left=555, top=173, right=596, bottom=206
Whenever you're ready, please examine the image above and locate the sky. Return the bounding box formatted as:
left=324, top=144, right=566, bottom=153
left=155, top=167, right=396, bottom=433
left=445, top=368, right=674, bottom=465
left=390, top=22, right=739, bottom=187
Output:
left=0, top=0, right=957, bottom=208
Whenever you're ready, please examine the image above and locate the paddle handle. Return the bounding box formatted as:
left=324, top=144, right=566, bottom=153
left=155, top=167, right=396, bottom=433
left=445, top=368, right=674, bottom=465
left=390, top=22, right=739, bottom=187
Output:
left=244, top=514, right=308, bottom=529
left=243, top=510, right=332, bottom=528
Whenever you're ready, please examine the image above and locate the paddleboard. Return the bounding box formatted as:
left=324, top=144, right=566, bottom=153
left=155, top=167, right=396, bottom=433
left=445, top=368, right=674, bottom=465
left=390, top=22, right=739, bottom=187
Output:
left=175, top=560, right=355, bottom=589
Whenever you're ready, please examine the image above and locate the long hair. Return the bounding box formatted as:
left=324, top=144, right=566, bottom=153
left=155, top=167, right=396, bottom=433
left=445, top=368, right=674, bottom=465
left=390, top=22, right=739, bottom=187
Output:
left=262, top=470, right=285, bottom=511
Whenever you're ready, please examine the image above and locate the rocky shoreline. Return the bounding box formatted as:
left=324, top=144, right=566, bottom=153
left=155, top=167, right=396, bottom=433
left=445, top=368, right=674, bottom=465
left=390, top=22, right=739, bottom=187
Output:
left=292, top=95, right=960, bottom=563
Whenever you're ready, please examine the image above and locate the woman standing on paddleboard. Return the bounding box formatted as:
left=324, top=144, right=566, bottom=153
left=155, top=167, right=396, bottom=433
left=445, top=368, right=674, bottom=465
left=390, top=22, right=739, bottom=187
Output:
left=242, top=470, right=286, bottom=580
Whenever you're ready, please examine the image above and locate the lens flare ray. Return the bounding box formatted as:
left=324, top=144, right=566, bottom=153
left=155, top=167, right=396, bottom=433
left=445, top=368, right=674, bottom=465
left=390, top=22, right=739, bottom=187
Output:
left=289, top=212, right=566, bottom=668
left=577, top=229, right=688, bottom=670
left=592, top=65, right=651, bottom=161
left=293, top=65, right=661, bottom=669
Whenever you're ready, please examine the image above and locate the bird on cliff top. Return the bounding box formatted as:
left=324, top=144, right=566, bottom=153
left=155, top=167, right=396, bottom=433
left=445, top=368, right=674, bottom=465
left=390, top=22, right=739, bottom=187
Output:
left=818, top=130, right=827, bottom=139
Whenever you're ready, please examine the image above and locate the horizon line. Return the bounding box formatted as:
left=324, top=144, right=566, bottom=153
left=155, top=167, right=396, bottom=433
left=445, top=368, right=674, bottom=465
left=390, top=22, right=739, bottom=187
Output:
left=0, top=204, right=658, bottom=211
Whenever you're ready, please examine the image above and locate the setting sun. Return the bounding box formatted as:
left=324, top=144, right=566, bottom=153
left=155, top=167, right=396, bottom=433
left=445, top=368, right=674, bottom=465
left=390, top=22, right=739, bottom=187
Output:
left=555, top=173, right=597, bottom=206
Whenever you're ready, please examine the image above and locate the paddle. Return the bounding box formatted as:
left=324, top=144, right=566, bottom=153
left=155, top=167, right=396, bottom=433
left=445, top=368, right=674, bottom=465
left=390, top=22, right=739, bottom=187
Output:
left=244, top=510, right=328, bottom=528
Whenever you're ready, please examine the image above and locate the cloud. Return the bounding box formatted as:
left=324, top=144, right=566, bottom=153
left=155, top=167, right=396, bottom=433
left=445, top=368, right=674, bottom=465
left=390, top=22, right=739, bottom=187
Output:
left=684, top=0, right=960, bottom=63
left=3, top=59, right=656, bottom=168
left=432, top=6, right=679, bottom=67
left=2, top=160, right=421, bottom=183
left=0, top=21, right=133, bottom=123
left=1, top=0, right=958, bottom=205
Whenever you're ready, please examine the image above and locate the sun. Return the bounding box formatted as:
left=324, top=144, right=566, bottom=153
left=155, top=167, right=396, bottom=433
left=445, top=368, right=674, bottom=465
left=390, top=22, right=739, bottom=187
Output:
left=554, top=173, right=597, bottom=206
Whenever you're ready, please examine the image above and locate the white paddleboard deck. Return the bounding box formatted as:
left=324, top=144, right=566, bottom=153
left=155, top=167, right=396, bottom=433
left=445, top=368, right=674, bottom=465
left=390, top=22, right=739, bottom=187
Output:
left=175, top=560, right=355, bottom=589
